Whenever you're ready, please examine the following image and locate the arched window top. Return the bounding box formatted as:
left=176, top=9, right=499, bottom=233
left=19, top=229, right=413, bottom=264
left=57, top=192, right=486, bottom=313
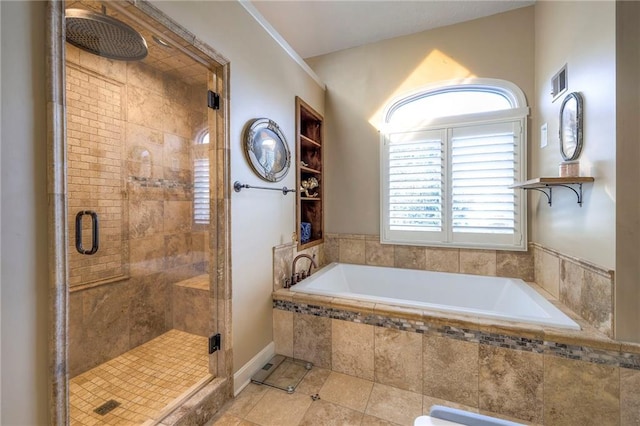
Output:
left=384, top=78, right=528, bottom=128
left=196, top=130, right=210, bottom=145
left=380, top=78, right=529, bottom=251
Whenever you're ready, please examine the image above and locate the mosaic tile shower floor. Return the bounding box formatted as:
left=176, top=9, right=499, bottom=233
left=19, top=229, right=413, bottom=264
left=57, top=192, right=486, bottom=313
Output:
left=69, top=329, right=209, bottom=425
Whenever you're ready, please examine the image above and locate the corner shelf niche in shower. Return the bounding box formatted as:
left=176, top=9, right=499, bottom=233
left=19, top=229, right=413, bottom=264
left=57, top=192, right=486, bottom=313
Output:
left=510, top=177, right=595, bottom=207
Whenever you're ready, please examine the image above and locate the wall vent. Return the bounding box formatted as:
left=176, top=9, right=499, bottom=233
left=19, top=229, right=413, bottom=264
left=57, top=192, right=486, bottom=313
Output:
left=551, top=64, right=568, bottom=101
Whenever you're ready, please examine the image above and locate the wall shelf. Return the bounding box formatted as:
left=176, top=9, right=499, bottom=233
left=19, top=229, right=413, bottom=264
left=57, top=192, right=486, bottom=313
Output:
left=510, top=177, right=594, bottom=207
left=300, top=135, right=321, bottom=148
left=300, top=165, right=321, bottom=174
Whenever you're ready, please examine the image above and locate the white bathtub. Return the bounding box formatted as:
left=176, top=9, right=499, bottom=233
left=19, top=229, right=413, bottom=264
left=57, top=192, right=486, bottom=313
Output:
left=289, top=262, right=580, bottom=330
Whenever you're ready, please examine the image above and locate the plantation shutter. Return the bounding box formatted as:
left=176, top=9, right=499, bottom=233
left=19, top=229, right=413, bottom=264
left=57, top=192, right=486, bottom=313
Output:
left=193, top=157, right=210, bottom=225
left=380, top=81, right=528, bottom=250
left=449, top=121, right=523, bottom=246
left=382, top=121, right=525, bottom=249
left=382, top=129, right=446, bottom=243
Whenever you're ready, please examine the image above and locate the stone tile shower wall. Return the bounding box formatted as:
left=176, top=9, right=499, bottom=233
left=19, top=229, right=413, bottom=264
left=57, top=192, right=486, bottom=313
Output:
left=323, top=233, right=615, bottom=337
left=66, top=45, right=210, bottom=377
left=66, top=64, right=128, bottom=285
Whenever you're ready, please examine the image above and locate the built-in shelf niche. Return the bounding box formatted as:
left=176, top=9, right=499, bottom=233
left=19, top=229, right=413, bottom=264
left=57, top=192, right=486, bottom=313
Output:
left=295, top=97, right=324, bottom=249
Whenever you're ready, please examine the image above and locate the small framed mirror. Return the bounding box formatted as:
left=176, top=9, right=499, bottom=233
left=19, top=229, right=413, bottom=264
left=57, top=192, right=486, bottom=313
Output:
left=559, top=92, right=584, bottom=161
left=243, top=118, right=291, bottom=182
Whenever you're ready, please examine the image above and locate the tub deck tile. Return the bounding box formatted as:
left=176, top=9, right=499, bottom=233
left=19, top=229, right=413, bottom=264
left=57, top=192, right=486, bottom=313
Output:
left=372, top=304, right=424, bottom=322
left=476, top=318, right=545, bottom=342
left=331, top=297, right=375, bottom=315
left=272, top=289, right=294, bottom=302
left=291, top=293, right=334, bottom=308
left=621, top=341, right=640, bottom=355
left=543, top=320, right=621, bottom=352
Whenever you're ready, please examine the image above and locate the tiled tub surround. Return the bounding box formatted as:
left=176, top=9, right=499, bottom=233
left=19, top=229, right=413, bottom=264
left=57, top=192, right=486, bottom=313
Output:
left=288, top=262, right=580, bottom=330
left=532, top=242, right=615, bottom=337
left=272, top=290, right=640, bottom=425
left=323, top=233, right=615, bottom=338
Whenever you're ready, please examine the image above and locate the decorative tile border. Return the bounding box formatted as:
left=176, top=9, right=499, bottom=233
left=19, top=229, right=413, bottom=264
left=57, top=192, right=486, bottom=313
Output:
left=130, top=176, right=194, bottom=190
left=273, top=299, right=640, bottom=371
left=479, top=333, right=544, bottom=354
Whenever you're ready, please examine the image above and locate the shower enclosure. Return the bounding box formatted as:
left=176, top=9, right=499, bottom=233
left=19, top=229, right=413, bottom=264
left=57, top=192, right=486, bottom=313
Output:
left=49, top=1, right=231, bottom=424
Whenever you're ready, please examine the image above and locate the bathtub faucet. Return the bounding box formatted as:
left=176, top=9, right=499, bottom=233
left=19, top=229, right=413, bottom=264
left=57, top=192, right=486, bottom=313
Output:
left=288, top=253, right=318, bottom=287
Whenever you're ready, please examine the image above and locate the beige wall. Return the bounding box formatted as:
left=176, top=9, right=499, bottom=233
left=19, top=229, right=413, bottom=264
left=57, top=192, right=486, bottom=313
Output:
left=307, top=7, right=535, bottom=237
left=1, top=2, right=50, bottom=424
left=309, top=1, right=633, bottom=343
left=148, top=1, right=325, bottom=375
left=615, top=1, right=640, bottom=342
left=533, top=2, right=616, bottom=269
left=1, top=0, right=323, bottom=422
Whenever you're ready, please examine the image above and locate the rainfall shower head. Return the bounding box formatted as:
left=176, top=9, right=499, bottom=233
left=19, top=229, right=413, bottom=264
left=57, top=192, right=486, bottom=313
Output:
left=65, top=8, right=148, bottom=61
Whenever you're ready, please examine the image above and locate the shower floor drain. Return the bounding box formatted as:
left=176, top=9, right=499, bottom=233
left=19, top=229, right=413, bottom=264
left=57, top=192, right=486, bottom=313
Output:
left=94, top=399, right=120, bottom=415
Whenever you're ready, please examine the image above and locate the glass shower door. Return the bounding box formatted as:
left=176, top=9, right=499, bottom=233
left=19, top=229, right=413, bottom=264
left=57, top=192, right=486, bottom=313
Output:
left=64, top=7, right=217, bottom=421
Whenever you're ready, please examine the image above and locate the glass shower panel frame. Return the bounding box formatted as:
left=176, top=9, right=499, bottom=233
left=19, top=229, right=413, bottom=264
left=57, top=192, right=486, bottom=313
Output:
left=48, top=1, right=232, bottom=422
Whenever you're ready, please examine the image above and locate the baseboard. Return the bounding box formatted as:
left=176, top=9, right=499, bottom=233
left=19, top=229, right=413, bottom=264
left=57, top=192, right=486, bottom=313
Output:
left=233, top=342, right=275, bottom=396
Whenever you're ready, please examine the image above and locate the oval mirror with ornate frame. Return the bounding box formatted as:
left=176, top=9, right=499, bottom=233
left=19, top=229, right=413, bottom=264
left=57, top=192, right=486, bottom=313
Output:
left=559, top=91, right=584, bottom=161
left=243, top=118, right=291, bottom=182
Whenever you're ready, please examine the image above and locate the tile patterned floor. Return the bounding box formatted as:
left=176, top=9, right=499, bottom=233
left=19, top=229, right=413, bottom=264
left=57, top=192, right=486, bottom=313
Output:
left=208, top=370, right=534, bottom=426
left=207, top=370, right=428, bottom=426
left=69, top=329, right=210, bottom=425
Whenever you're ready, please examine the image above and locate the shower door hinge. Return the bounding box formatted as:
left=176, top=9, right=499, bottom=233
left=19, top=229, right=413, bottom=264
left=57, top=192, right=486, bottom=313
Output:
left=207, top=90, right=220, bottom=110
left=209, top=333, right=221, bottom=354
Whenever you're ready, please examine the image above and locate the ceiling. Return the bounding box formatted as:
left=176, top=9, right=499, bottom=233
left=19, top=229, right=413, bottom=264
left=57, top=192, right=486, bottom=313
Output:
left=251, top=0, right=535, bottom=59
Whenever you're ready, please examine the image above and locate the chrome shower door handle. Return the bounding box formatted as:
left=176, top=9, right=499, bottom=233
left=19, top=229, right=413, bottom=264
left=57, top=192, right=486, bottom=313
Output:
left=75, top=210, right=99, bottom=255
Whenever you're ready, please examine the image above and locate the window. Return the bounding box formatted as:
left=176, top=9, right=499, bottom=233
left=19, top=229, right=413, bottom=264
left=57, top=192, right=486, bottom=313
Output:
left=381, top=79, right=529, bottom=250
left=194, top=131, right=210, bottom=225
